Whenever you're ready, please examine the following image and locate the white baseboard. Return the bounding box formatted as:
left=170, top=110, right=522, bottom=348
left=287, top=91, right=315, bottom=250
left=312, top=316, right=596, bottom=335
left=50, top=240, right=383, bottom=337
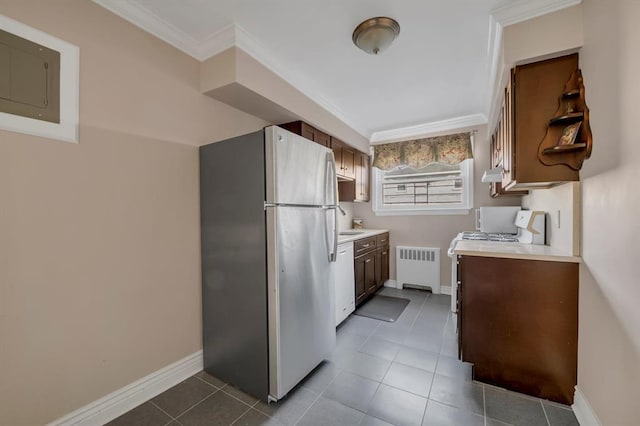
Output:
left=384, top=279, right=398, bottom=288
left=440, top=286, right=452, bottom=295
left=572, top=386, right=602, bottom=426
left=49, top=351, right=204, bottom=426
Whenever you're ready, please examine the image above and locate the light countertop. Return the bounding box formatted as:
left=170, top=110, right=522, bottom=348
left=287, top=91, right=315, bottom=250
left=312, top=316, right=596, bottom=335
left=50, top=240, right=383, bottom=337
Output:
left=453, top=240, right=581, bottom=263
left=337, top=229, right=389, bottom=244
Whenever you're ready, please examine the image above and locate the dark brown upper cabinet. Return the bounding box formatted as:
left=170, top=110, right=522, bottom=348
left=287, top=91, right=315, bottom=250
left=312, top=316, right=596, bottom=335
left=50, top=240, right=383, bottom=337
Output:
left=279, top=121, right=331, bottom=148
left=495, top=54, right=584, bottom=193
left=338, top=151, right=370, bottom=202
left=332, top=137, right=356, bottom=180
left=0, top=29, right=60, bottom=123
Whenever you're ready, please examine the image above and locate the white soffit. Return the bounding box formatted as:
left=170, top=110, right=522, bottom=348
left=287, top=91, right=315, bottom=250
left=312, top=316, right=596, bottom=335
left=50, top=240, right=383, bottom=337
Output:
left=92, top=0, right=581, bottom=141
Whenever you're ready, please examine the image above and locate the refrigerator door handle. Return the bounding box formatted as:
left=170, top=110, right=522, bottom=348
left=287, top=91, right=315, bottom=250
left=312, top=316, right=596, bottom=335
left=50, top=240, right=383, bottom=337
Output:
left=326, top=152, right=338, bottom=262
left=331, top=206, right=338, bottom=262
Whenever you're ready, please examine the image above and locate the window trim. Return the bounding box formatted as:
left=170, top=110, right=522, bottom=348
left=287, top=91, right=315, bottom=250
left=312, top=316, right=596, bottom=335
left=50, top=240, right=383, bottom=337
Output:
left=371, top=158, right=474, bottom=216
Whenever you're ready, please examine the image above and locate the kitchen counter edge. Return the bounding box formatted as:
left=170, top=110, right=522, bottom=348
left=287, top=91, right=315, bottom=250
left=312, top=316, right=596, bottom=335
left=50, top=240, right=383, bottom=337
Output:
left=453, top=240, right=581, bottom=263
left=338, top=229, right=389, bottom=244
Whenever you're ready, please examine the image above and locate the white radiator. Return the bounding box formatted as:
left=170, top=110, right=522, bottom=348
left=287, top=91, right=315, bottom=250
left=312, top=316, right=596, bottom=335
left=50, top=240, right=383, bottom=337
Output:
left=396, top=246, right=441, bottom=294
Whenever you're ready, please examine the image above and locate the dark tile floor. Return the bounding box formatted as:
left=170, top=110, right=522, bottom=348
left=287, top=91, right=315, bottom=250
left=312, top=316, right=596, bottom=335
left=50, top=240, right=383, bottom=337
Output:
left=107, top=288, right=579, bottom=426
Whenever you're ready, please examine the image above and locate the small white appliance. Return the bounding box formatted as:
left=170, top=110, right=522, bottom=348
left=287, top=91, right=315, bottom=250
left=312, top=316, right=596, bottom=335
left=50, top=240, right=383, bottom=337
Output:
left=447, top=207, right=546, bottom=313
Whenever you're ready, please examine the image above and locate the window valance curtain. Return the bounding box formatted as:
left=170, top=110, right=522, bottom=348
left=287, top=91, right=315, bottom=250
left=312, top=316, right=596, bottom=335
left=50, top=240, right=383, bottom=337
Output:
left=372, top=132, right=473, bottom=170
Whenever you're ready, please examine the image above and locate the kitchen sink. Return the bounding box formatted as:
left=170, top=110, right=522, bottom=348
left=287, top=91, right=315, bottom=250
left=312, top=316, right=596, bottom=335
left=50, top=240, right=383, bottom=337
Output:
left=339, top=231, right=365, bottom=235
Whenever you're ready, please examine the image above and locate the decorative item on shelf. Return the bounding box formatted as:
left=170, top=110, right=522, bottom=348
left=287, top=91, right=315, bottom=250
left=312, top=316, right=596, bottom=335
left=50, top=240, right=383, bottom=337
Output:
left=558, top=122, right=581, bottom=145
left=353, top=218, right=364, bottom=229
left=537, top=69, right=593, bottom=170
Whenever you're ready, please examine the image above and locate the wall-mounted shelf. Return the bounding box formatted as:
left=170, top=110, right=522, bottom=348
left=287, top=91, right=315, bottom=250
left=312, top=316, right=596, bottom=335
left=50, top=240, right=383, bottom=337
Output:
left=549, top=112, right=584, bottom=126
left=562, top=90, right=581, bottom=99
left=542, top=142, right=587, bottom=155
left=537, top=69, right=593, bottom=171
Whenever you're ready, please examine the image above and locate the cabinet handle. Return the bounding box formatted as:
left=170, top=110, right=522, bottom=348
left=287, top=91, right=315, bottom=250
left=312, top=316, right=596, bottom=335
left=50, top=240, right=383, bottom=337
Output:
left=362, top=244, right=370, bottom=248
left=338, top=250, right=347, bottom=255
left=382, top=251, right=387, bottom=255
left=365, top=259, right=371, bottom=263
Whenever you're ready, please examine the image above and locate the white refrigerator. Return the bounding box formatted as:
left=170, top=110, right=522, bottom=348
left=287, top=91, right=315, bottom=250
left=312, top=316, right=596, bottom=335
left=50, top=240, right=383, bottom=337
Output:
left=200, top=126, right=338, bottom=402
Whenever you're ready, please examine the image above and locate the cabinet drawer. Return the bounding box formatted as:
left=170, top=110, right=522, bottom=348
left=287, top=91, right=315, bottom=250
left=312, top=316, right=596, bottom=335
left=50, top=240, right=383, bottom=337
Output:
left=354, top=237, right=376, bottom=255
left=375, top=233, right=389, bottom=247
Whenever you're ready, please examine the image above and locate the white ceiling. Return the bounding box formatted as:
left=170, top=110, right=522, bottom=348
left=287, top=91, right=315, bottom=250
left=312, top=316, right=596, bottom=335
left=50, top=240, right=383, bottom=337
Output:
left=93, top=0, right=580, bottom=140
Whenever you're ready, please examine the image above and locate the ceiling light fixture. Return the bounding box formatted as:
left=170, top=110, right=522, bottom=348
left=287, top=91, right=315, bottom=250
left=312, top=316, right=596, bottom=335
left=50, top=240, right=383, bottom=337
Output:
left=352, top=17, right=400, bottom=55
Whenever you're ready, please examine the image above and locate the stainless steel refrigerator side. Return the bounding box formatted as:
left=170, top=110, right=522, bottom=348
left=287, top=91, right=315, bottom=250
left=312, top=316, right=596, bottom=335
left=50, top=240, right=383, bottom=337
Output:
left=199, top=130, right=270, bottom=400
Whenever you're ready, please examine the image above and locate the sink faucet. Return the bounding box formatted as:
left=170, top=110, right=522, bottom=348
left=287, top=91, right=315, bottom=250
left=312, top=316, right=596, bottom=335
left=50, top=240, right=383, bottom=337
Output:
left=337, top=205, right=346, bottom=216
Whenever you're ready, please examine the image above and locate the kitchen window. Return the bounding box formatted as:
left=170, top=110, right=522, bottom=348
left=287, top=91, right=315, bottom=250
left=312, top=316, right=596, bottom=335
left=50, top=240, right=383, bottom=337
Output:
left=371, top=132, right=474, bottom=216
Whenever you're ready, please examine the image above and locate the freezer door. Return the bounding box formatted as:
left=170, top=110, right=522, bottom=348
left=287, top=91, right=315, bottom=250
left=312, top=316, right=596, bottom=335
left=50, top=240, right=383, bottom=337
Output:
left=265, top=126, right=335, bottom=206
left=266, top=205, right=336, bottom=400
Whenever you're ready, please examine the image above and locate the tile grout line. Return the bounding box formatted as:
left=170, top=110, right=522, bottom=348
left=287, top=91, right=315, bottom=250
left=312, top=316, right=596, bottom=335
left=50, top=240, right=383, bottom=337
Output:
left=168, top=388, right=220, bottom=422
left=149, top=401, right=178, bottom=422
left=219, top=387, right=262, bottom=409
left=292, top=387, right=327, bottom=425
left=541, top=399, right=552, bottom=426
left=227, top=402, right=252, bottom=426
left=483, top=384, right=487, bottom=426
left=194, top=374, right=226, bottom=390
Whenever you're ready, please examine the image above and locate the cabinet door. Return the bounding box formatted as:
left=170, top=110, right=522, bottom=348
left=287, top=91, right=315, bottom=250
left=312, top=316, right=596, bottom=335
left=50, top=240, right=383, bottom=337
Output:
left=342, top=146, right=356, bottom=179
left=379, top=247, right=389, bottom=289
left=299, top=122, right=315, bottom=142
left=356, top=153, right=370, bottom=201
left=332, top=138, right=345, bottom=176
left=354, top=256, right=367, bottom=306
left=375, top=249, right=382, bottom=289
left=314, top=128, right=331, bottom=148
left=364, top=252, right=376, bottom=295
left=502, top=74, right=515, bottom=188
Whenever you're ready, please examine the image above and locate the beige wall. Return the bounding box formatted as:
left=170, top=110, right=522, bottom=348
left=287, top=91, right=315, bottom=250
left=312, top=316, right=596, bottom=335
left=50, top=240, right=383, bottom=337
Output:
left=577, top=0, right=640, bottom=424
left=353, top=130, right=521, bottom=287
left=522, top=182, right=580, bottom=256
left=0, top=1, right=266, bottom=425
left=503, top=5, right=583, bottom=66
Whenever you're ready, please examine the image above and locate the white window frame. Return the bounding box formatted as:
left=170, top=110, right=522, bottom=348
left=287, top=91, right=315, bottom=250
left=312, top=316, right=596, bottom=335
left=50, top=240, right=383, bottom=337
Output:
left=372, top=158, right=474, bottom=216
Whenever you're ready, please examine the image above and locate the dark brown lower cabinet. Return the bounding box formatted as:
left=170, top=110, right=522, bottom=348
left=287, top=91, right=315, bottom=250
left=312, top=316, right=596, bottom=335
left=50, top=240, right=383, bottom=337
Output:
left=355, top=251, right=375, bottom=305
left=458, top=255, right=578, bottom=405
left=354, top=232, right=390, bottom=307
left=375, top=246, right=389, bottom=291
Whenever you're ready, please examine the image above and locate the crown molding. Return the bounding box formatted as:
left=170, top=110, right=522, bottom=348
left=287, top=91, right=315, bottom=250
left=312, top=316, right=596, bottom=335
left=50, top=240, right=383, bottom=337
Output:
left=370, top=114, right=487, bottom=144
left=492, top=0, right=582, bottom=27
left=91, top=0, right=207, bottom=59
left=196, top=24, right=237, bottom=60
